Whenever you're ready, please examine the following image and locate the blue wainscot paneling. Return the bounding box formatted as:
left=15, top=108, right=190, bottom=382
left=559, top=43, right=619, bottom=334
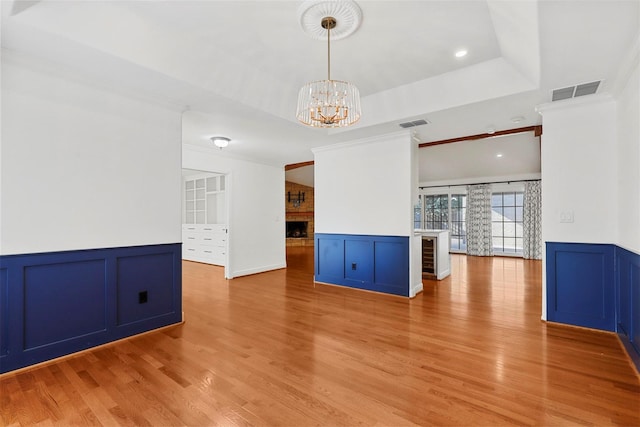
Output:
left=547, top=242, right=640, bottom=372
left=616, top=246, right=640, bottom=371
left=315, top=233, right=409, bottom=297
left=0, top=243, right=182, bottom=374
left=546, top=242, right=615, bottom=331
left=0, top=267, right=8, bottom=359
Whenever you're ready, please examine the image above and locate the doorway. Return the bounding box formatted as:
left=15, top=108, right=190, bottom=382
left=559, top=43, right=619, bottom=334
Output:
left=181, top=168, right=230, bottom=278
left=285, top=165, right=314, bottom=262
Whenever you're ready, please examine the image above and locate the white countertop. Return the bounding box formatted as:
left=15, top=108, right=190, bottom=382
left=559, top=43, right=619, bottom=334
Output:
left=413, top=229, right=450, bottom=237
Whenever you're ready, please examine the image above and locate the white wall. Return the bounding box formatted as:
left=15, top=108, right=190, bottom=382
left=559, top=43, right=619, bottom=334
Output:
left=539, top=95, right=618, bottom=246
left=182, top=144, right=285, bottom=278
left=616, top=53, right=640, bottom=253
left=1, top=51, right=182, bottom=255
left=410, top=138, right=422, bottom=297
left=314, top=131, right=418, bottom=296
left=313, top=131, right=414, bottom=237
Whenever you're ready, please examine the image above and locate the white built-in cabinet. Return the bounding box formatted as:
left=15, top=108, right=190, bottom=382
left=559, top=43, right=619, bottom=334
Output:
left=182, top=173, right=226, bottom=266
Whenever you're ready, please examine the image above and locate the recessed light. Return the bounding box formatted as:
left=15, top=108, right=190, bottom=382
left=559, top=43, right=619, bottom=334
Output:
left=496, top=153, right=503, bottom=158
left=455, top=49, right=467, bottom=58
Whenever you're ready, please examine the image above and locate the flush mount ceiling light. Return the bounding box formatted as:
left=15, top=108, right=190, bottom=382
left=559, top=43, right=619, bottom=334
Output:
left=210, top=136, right=230, bottom=149
left=296, top=0, right=362, bottom=128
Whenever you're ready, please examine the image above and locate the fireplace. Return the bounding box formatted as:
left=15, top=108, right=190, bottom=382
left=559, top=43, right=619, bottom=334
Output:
left=286, top=221, right=308, bottom=238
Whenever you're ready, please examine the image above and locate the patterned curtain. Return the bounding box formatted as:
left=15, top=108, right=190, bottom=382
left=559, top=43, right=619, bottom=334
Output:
left=465, top=184, right=493, bottom=256
left=523, top=180, right=542, bottom=259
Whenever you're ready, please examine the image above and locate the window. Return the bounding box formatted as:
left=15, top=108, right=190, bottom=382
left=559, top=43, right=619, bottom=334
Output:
left=450, top=194, right=467, bottom=251
left=424, top=195, right=449, bottom=230
left=414, top=196, right=422, bottom=229
left=491, top=192, right=524, bottom=254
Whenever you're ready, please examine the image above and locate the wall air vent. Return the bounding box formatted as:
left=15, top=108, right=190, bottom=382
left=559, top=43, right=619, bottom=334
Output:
left=399, top=119, right=429, bottom=128
left=552, top=80, right=601, bottom=102
left=574, top=81, right=600, bottom=97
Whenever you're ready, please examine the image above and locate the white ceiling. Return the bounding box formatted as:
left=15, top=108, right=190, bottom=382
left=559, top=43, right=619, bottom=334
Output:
left=419, top=132, right=541, bottom=184
left=3, top=0, right=639, bottom=183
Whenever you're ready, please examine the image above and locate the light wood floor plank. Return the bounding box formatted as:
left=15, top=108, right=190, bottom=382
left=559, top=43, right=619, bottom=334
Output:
left=1, top=249, right=639, bottom=426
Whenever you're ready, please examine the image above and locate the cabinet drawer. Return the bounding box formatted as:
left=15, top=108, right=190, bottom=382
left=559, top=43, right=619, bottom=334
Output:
left=200, top=235, right=225, bottom=246
left=183, top=232, right=201, bottom=243
left=183, top=231, right=226, bottom=245
left=201, top=246, right=224, bottom=256
left=182, top=247, right=224, bottom=265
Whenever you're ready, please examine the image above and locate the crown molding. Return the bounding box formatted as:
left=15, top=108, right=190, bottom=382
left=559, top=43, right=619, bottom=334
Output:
left=311, top=130, right=411, bottom=154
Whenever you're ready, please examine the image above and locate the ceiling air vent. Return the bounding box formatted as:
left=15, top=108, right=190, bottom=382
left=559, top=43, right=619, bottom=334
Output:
left=399, top=119, right=429, bottom=128
left=552, top=80, right=601, bottom=101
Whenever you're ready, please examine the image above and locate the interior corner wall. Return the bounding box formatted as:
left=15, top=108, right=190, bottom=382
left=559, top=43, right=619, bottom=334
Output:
left=1, top=53, right=182, bottom=255
left=539, top=96, right=618, bottom=322
left=0, top=51, right=183, bottom=373
left=314, top=132, right=413, bottom=237
left=181, top=145, right=285, bottom=278
left=540, top=97, right=618, bottom=246
left=616, top=56, right=640, bottom=253
left=410, top=138, right=422, bottom=297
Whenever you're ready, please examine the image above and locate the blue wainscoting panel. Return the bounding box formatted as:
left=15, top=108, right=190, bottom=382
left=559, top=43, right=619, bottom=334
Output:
left=344, top=239, right=374, bottom=286
left=0, top=243, right=182, bottom=374
left=616, top=246, right=640, bottom=371
left=374, top=240, right=409, bottom=296
left=116, top=253, right=177, bottom=329
left=634, top=262, right=640, bottom=357
left=0, top=268, right=8, bottom=358
left=23, top=260, right=107, bottom=350
left=315, top=233, right=409, bottom=297
left=316, top=235, right=344, bottom=281
left=546, top=242, right=615, bottom=331
left=617, top=249, right=634, bottom=336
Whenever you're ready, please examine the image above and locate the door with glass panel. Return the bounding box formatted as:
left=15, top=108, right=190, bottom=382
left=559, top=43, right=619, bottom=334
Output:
left=491, top=191, right=524, bottom=254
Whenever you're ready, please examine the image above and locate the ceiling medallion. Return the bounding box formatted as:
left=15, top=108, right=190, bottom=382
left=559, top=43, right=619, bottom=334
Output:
left=297, top=0, right=362, bottom=40
left=296, top=1, right=362, bottom=128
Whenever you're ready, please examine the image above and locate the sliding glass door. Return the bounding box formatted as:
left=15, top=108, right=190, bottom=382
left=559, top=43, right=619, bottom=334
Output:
left=415, top=191, right=467, bottom=253
left=450, top=194, right=467, bottom=251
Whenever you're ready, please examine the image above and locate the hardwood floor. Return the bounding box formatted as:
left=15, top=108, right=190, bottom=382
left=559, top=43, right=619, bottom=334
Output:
left=2, top=248, right=639, bottom=426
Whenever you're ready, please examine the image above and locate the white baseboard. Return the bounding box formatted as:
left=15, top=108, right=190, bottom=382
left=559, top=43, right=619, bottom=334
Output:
left=229, top=263, right=287, bottom=278
left=410, top=281, right=424, bottom=298
left=436, top=268, right=451, bottom=280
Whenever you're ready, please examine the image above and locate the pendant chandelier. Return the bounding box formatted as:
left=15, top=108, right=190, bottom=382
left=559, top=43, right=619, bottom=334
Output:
left=296, top=15, right=361, bottom=128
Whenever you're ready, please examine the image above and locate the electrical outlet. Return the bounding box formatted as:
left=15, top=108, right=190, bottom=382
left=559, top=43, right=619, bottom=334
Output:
left=139, top=291, right=148, bottom=304
left=351, top=263, right=357, bottom=270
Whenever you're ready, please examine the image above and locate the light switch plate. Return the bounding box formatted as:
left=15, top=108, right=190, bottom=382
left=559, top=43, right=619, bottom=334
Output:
left=560, top=211, right=574, bottom=223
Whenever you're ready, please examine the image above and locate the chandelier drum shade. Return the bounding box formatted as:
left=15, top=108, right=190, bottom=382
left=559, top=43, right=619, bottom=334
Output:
left=296, top=8, right=362, bottom=128
left=296, top=78, right=361, bottom=128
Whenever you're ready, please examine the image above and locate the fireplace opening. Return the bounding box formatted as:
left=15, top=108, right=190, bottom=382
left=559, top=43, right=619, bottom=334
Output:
left=286, top=221, right=308, bottom=238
